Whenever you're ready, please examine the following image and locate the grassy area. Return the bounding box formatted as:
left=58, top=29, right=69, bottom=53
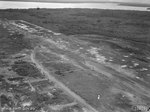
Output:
left=0, top=25, right=32, bottom=55
left=1, top=9, right=150, bottom=63
left=11, top=60, right=43, bottom=78
left=0, top=9, right=150, bottom=43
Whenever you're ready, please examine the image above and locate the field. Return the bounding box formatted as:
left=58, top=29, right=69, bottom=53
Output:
left=0, top=19, right=83, bottom=112
left=0, top=9, right=150, bottom=39
left=0, top=9, right=150, bottom=112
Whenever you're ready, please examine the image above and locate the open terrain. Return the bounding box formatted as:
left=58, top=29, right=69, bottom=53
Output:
left=0, top=9, right=150, bottom=112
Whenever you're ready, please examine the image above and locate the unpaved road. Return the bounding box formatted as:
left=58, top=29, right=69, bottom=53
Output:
left=31, top=46, right=99, bottom=112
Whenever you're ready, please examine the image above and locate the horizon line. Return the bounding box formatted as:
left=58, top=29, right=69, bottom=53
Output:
left=0, top=0, right=150, bottom=5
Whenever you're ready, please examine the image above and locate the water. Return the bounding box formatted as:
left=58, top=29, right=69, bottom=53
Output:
left=0, top=1, right=149, bottom=11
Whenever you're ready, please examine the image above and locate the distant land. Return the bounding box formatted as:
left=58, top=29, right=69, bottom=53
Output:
left=1, top=0, right=150, bottom=6
left=119, top=3, right=150, bottom=7
left=0, top=0, right=118, bottom=3
left=0, top=0, right=143, bottom=4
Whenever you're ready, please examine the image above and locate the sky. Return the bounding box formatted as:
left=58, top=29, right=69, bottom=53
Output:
left=1, top=0, right=150, bottom=4
left=109, top=0, right=150, bottom=4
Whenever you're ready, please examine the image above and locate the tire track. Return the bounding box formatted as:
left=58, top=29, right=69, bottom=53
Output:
left=31, top=47, right=99, bottom=112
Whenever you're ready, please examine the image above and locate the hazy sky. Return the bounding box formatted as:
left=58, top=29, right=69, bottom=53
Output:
left=1, top=0, right=150, bottom=4
left=109, top=0, right=150, bottom=4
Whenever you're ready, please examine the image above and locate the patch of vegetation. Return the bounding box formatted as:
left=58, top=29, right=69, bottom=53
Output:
left=0, top=26, right=32, bottom=55
left=11, top=60, right=43, bottom=78
left=31, top=93, right=51, bottom=110
left=0, top=52, right=8, bottom=59
left=49, top=90, right=73, bottom=105
left=0, top=75, right=4, bottom=82
left=0, top=60, right=10, bottom=67
left=43, top=62, right=74, bottom=76
left=7, top=77, right=24, bottom=82
left=103, top=41, right=145, bottom=55
left=114, top=93, right=132, bottom=110
left=1, top=94, right=14, bottom=108
left=31, top=90, right=72, bottom=110
left=32, top=80, right=54, bottom=90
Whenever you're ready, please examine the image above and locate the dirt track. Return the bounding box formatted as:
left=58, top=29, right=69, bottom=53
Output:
left=31, top=46, right=99, bottom=112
